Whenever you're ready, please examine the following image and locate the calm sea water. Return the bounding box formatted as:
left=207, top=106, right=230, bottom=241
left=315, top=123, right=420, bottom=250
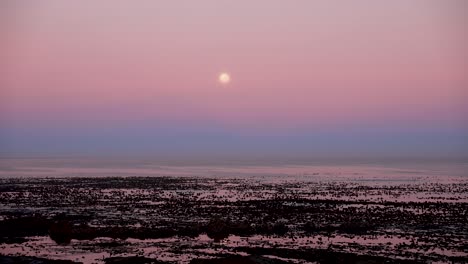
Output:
left=0, top=157, right=467, bottom=183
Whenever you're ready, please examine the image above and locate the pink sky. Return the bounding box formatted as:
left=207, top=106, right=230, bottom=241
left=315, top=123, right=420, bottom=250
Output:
left=1, top=1, right=467, bottom=157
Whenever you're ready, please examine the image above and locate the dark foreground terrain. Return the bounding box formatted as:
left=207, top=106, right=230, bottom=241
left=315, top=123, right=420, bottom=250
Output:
left=0, top=176, right=467, bottom=263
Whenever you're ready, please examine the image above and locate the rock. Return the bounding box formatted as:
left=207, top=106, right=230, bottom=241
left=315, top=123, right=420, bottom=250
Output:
left=205, top=218, right=230, bottom=242
left=190, top=255, right=290, bottom=264
left=104, top=256, right=164, bottom=264
left=0, top=255, right=78, bottom=263
left=49, top=220, right=72, bottom=245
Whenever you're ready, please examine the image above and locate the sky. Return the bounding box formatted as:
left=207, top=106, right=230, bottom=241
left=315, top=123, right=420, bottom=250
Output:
left=1, top=1, right=467, bottom=160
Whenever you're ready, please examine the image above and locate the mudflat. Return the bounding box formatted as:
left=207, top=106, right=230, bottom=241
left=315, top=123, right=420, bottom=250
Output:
left=0, top=176, right=467, bottom=263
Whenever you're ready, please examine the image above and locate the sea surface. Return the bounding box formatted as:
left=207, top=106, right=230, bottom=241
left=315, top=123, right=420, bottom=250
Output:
left=1, top=157, right=467, bottom=182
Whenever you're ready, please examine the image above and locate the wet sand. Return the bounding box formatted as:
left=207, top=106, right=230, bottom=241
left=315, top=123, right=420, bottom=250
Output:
left=0, top=176, right=467, bottom=263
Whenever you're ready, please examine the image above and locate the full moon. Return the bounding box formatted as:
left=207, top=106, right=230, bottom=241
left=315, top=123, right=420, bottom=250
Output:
left=219, top=73, right=231, bottom=84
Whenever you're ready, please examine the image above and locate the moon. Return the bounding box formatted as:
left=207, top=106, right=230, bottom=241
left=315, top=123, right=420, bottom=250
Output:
left=218, top=73, right=231, bottom=84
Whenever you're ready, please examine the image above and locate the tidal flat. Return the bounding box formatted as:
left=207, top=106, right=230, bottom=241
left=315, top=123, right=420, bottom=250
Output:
left=0, top=176, right=467, bottom=264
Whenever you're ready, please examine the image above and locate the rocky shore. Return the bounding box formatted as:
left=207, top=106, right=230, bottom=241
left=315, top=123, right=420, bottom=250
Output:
left=0, top=176, right=467, bottom=263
